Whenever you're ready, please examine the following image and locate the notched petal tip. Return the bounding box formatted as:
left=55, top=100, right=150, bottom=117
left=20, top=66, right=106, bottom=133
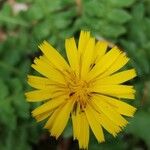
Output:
left=65, top=37, right=74, bottom=41
left=98, top=138, right=105, bottom=143
left=24, top=92, right=32, bottom=102
left=32, top=57, right=39, bottom=64
left=31, top=63, right=36, bottom=68
left=129, top=107, right=137, bottom=117
left=132, top=68, right=137, bottom=77
left=112, top=128, right=122, bottom=137
left=27, top=74, right=32, bottom=79
left=80, top=30, right=90, bottom=34
left=38, top=40, right=48, bottom=48
left=26, top=75, right=31, bottom=81
left=121, top=121, right=129, bottom=128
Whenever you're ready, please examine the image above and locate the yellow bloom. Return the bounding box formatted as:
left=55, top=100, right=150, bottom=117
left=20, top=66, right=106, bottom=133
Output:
left=25, top=30, right=137, bottom=149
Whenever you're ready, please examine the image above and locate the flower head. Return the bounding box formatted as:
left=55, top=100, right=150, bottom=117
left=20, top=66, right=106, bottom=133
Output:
left=25, top=30, right=136, bottom=149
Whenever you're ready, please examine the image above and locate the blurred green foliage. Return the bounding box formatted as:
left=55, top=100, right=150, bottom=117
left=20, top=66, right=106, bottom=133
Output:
left=0, top=0, right=150, bottom=149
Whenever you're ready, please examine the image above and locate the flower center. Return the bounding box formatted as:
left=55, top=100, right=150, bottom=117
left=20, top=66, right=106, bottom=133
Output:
left=67, top=76, right=90, bottom=110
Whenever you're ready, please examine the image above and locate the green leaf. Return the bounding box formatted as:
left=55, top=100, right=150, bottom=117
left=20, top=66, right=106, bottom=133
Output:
left=132, top=3, right=145, bottom=21
left=0, top=3, right=12, bottom=17
left=107, top=9, right=131, bottom=24
left=108, top=0, right=135, bottom=7
left=101, top=24, right=126, bottom=38
left=0, top=79, right=9, bottom=100
left=32, top=20, right=51, bottom=39
left=0, top=14, right=28, bottom=27
left=35, top=0, right=62, bottom=13
left=0, top=99, right=16, bottom=130
left=125, top=111, right=150, bottom=148
left=25, top=5, right=44, bottom=21
left=120, top=40, right=149, bottom=76
left=63, top=119, right=72, bottom=138
left=89, top=132, right=127, bottom=150
left=4, top=126, right=31, bottom=150
left=83, top=0, right=106, bottom=18
left=9, top=78, right=23, bottom=93
left=12, top=93, right=30, bottom=119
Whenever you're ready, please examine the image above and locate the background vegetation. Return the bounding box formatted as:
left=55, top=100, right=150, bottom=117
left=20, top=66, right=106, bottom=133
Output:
left=0, top=0, right=150, bottom=149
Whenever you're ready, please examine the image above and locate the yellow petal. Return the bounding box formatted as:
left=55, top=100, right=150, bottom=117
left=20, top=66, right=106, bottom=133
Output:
left=91, top=96, right=128, bottom=127
left=25, top=87, right=66, bottom=102
left=98, top=95, right=136, bottom=117
left=78, top=30, right=90, bottom=54
left=94, top=41, right=108, bottom=63
left=50, top=100, right=74, bottom=138
left=78, top=112, right=89, bottom=149
left=96, top=69, right=137, bottom=85
left=72, top=112, right=78, bottom=140
left=65, top=37, right=79, bottom=75
left=80, top=37, right=95, bottom=78
left=90, top=85, right=135, bottom=99
left=94, top=111, right=122, bottom=137
left=27, top=75, right=54, bottom=89
left=34, top=111, right=52, bottom=122
left=31, top=96, right=66, bottom=116
left=72, top=103, right=81, bottom=140
left=25, top=89, right=52, bottom=102
left=32, top=57, right=66, bottom=84
left=99, top=52, right=129, bottom=78
left=44, top=106, right=61, bottom=129
left=87, top=46, right=121, bottom=81
left=38, top=55, right=73, bottom=83
left=38, top=41, right=70, bottom=71
left=85, top=104, right=105, bottom=143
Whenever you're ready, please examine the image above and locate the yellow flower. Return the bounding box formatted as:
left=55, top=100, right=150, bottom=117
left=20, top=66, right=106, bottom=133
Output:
left=25, top=30, right=137, bottom=149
